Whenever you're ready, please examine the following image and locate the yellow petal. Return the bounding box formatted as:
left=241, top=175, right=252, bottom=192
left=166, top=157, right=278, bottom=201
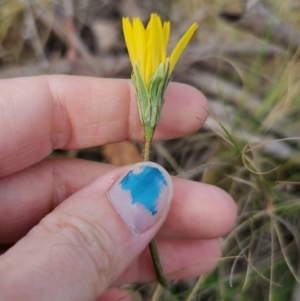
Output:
left=163, top=21, right=170, bottom=50
left=150, top=14, right=159, bottom=75
left=122, top=18, right=136, bottom=67
left=144, top=14, right=156, bottom=85
left=145, top=49, right=152, bottom=86
left=169, top=23, right=198, bottom=74
left=155, top=15, right=166, bottom=63
left=145, top=16, right=153, bottom=86
left=133, top=17, right=146, bottom=77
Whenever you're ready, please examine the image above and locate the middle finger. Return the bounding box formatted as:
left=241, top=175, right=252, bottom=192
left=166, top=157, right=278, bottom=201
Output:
left=0, top=158, right=236, bottom=243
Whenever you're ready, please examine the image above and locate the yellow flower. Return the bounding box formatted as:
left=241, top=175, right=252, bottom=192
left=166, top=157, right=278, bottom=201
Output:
left=123, top=14, right=198, bottom=87
left=122, top=13, right=198, bottom=130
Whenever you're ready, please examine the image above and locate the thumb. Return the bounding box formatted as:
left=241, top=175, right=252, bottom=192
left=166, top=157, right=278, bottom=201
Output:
left=0, top=162, right=173, bottom=301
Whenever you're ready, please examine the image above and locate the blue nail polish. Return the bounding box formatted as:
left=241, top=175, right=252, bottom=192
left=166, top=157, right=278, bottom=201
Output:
left=119, top=166, right=167, bottom=215
left=108, top=162, right=172, bottom=234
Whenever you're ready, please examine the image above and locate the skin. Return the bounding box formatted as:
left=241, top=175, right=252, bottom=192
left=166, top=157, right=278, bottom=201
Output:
left=0, top=76, right=237, bottom=301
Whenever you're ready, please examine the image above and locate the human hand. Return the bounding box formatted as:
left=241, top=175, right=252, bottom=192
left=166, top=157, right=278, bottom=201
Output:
left=0, top=76, right=236, bottom=301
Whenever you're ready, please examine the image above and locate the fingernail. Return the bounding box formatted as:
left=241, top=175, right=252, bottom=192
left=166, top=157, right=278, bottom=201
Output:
left=108, top=162, right=173, bottom=235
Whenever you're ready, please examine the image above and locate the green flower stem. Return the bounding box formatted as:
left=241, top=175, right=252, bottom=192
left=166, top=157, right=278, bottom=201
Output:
left=142, top=124, right=168, bottom=288
left=143, top=124, right=154, bottom=161
left=149, top=239, right=168, bottom=287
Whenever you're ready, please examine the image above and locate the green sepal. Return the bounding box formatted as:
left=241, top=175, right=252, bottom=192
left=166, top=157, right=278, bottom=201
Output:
left=148, top=60, right=170, bottom=126
left=131, top=62, right=150, bottom=125
left=131, top=59, right=170, bottom=128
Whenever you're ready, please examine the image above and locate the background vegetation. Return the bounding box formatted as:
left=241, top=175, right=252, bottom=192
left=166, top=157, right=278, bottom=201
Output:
left=1, top=0, right=300, bottom=300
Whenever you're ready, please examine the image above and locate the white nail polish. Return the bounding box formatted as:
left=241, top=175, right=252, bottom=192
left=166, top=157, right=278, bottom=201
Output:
left=108, top=162, right=173, bottom=235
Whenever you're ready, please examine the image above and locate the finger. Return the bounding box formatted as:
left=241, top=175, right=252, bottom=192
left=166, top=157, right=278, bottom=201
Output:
left=0, top=158, right=236, bottom=243
left=96, top=288, right=133, bottom=301
left=1, top=238, right=221, bottom=286
left=0, top=158, right=114, bottom=243
left=0, top=76, right=207, bottom=177
left=0, top=162, right=173, bottom=301
left=161, top=178, right=236, bottom=239
left=115, top=238, right=221, bottom=285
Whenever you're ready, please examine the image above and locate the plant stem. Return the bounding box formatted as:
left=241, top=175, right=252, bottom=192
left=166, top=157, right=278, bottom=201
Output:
left=142, top=124, right=168, bottom=288
left=149, top=239, right=168, bottom=287
left=142, top=124, right=153, bottom=161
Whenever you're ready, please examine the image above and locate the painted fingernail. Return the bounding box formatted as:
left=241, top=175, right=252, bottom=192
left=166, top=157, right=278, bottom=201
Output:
left=108, top=162, right=173, bottom=235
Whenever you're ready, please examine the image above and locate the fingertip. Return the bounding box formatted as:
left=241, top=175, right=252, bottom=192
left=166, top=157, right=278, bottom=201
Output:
left=162, top=238, right=222, bottom=280
left=155, top=82, right=208, bottom=139
left=161, top=179, right=236, bottom=239
left=207, top=185, right=237, bottom=236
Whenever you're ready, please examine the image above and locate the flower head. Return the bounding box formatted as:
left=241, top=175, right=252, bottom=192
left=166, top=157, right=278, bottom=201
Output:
left=122, top=13, right=198, bottom=129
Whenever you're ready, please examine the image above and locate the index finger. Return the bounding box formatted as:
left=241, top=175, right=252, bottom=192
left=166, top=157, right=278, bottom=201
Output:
left=0, top=75, right=208, bottom=177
